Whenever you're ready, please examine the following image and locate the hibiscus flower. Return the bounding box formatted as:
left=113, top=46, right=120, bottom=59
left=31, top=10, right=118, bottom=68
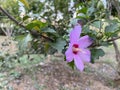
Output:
left=65, top=24, right=93, bottom=71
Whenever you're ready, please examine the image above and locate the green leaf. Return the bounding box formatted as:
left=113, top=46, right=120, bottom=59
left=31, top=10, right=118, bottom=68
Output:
left=91, top=21, right=103, bottom=29
left=91, top=48, right=105, bottom=63
left=101, top=41, right=112, bottom=47
left=76, top=13, right=88, bottom=19
left=67, top=60, right=75, bottom=70
left=26, top=20, right=47, bottom=31
left=19, top=0, right=29, bottom=8
left=15, top=34, right=32, bottom=50
left=70, top=18, right=78, bottom=26
left=50, top=38, right=66, bottom=52
left=23, top=15, right=30, bottom=21
left=77, top=7, right=87, bottom=14
left=87, top=6, right=95, bottom=16
left=41, top=28, right=56, bottom=33
left=10, top=71, right=21, bottom=79
left=22, top=33, right=32, bottom=47
left=105, top=24, right=119, bottom=33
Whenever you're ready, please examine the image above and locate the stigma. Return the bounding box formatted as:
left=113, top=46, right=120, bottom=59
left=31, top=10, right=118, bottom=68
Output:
left=72, top=44, right=79, bottom=54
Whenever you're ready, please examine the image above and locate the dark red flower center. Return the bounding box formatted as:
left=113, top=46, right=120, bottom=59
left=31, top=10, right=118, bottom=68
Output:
left=72, top=44, right=79, bottom=54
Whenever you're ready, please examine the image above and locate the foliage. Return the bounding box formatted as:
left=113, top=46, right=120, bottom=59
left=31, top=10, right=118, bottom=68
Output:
left=0, top=0, right=120, bottom=76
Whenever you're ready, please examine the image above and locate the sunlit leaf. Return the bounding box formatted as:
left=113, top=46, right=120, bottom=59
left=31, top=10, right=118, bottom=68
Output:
left=26, top=20, right=47, bottom=31
left=19, top=0, right=29, bottom=8
left=77, top=7, right=87, bottom=14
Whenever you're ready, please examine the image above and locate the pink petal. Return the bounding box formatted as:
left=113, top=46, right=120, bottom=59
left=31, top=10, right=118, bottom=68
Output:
left=70, top=25, right=82, bottom=43
left=74, top=54, right=84, bottom=71
left=79, top=49, right=91, bottom=62
left=78, top=35, right=93, bottom=48
left=65, top=43, right=73, bottom=62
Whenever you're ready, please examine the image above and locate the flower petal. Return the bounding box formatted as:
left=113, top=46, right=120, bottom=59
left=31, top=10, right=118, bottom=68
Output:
left=74, top=54, right=84, bottom=71
left=65, top=43, right=73, bottom=62
left=70, top=25, right=82, bottom=43
left=78, top=35, right=93, bottom=48
left=79, top=49, right=91, bottom=62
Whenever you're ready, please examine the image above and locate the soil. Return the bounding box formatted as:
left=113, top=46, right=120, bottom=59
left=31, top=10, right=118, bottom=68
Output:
left=0, top=36, right=120, bottom=90
left=8, top=55, right=119, bottom=90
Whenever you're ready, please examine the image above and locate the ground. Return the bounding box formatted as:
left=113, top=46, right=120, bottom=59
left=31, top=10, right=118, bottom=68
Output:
left=0, top=36, right=120, bottom=90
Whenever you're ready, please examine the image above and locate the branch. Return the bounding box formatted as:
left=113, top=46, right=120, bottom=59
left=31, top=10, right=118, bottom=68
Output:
left=0, top=6, right=25, bottom=28
left=112, top=39, right=120, bottom=62
left=90, top=36, right=120, bottom=48
left=0, top=6, right=54, bottom=42
left=107, top=36, right=120, bottom=42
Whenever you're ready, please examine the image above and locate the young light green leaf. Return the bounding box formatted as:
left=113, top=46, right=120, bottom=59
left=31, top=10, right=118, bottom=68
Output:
left=26, top=20, right=47, bottom=31
left=19, top=0, right=29, bottom=8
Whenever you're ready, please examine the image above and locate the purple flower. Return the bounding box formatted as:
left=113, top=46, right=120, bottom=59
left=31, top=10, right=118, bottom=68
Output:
left=65, top=24, right=93, bottom=71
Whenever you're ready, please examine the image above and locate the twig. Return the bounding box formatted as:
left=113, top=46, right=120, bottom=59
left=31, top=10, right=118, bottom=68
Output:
left=112, top=39, right=120, bottom=75
left=0, top=6, right=24, bottom=28
left=0, top=6, right=54, bottom=42
left=90, top=36, right=120, bottom=48
left=107, top=36, right=120, bottom=42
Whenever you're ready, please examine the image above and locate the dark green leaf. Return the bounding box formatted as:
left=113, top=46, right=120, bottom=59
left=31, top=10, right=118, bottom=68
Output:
left=50, top=38, right=66, bottom=52
left=67, top=60, right=75, bottom=70
left=23, top=15, right=30, bottom=21
left=91, top=48, right=105, bottom=63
